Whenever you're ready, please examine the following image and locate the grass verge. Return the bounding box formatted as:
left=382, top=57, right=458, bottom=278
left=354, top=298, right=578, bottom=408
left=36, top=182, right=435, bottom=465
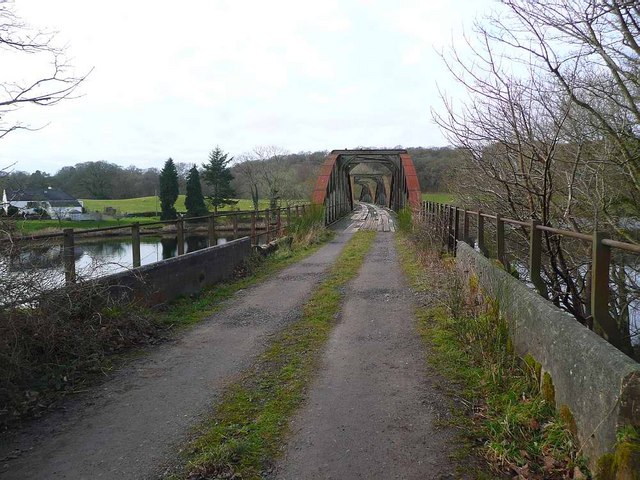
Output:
left=171, top=230, right=376, bottom=479
left=395, top=233, right=588, bottom=479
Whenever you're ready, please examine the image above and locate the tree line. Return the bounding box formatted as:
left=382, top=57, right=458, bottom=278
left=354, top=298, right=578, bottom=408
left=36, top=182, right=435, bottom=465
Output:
left=1, top=146, right=461, bottom=203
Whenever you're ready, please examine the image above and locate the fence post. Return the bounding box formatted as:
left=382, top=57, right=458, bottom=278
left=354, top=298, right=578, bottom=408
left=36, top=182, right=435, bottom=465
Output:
left=232, top=212, right=239, bottom=238
left=295, top=205, right=300, bottom=217
left=462, top=209, right=470, bottom=244
left=447, top=205, right=454, bottom=252
left=477, top=210, right=487, bottom=256
left=440, top=204, right=447, bottom=248
left=131, top=223, right=141, bottom=268
left=496, top=214, right=505, bottom=265
left=208, top=214, right=216, bottom=247
left=251, top=211, right=256, bottom=240
left=265, top=209, right=271, bottom=242
left=591, top=231, right=624, bottom=350
left=277, top=209, right=282, bottom=235
left=63, top=228, right=76, bottom=284
left=286, top=206, right=291, bottom=233
left=453, top=207, right=460, bottom=253
left=176, top=219, right=185, bottom=255
left=529, top=220, right=546, bottom=296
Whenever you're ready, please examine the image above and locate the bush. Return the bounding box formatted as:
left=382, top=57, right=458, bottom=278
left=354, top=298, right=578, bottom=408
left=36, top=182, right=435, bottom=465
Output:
left=0, top=228, right=164, bottom=428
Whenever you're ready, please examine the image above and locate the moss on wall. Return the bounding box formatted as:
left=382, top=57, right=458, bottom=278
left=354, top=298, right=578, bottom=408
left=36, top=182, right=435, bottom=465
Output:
left=596, top=427, right=640, bottom=480
left=541, top=371, right=556, bottom=404
left=559, top=404, right=578, bottom=437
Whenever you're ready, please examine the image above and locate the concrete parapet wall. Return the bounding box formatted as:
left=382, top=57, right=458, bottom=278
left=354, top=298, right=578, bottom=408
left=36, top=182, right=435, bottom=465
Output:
left=455, top=241, right=640, bottom=466
left=93, top=237, right=252, bottom=306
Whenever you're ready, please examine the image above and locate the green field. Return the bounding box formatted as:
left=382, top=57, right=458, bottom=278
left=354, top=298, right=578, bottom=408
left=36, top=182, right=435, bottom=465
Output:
left=13, top=196, right=306, bottom=234
left=421, top=192, right=456, bottom=204
left=82, top=196, right=273, bottom=215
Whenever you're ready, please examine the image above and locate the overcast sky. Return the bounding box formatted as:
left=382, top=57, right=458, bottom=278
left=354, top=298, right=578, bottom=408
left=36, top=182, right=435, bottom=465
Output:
left=1, top=0, right=495, bottom=173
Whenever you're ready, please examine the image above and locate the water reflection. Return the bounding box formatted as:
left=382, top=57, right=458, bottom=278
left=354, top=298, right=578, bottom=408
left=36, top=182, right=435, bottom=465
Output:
left=4, top=233, right=250, bottom=284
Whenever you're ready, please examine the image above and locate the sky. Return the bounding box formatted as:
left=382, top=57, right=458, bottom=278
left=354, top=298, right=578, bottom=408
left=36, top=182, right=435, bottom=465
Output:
left=1, top=0, right=496, bottom=173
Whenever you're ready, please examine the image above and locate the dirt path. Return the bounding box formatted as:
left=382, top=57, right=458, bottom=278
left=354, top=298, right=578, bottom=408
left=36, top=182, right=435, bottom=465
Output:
left=275, top=231, right=457, bottom=479
left=0, top=218, right=358, bottom=480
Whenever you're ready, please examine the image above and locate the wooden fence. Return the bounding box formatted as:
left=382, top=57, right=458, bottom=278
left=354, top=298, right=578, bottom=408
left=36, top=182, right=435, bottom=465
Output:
left=3, top=204, right=311, bottom=285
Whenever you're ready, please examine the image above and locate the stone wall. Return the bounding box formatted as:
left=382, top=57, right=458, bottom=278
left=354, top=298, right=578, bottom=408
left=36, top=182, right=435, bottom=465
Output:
left=455, top=241, right=640, bottom=467
left=92, top=237, right=252, bottom=306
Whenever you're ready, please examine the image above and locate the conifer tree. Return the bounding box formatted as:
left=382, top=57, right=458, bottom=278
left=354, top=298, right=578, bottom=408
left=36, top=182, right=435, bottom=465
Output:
left=184, top=165, right=208, bottom=217
left=202, top=146, right=236, bottom=213
left=159, top=158, right=179, bottom=220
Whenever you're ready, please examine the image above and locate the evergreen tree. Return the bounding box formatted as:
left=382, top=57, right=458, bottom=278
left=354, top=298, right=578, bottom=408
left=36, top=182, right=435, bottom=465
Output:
left=184, top=165, right=208, bottom=217
left=202, top=146, right=236, bottom=213
left=159, top=158, right=179, bottom=220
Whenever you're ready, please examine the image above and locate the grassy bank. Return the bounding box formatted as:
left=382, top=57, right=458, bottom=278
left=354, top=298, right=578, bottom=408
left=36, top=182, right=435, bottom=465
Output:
left=395, top=233, right=587, bottom=479
left=171, top=230, right=376, bottom=479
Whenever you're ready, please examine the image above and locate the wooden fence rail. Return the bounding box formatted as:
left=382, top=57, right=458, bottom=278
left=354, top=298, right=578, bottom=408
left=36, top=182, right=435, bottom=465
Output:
left=417, top=200, right=640, bottom=354
left=4, top=204, right=311, bottom=286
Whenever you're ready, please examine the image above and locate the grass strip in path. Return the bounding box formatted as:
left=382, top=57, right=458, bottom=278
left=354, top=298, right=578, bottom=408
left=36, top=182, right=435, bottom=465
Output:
left=395, top=233, right=588, bottom=479
left=171, top=230, right=376, bottom=480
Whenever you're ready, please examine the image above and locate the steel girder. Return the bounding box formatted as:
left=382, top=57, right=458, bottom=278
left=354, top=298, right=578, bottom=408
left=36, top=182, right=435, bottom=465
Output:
left=311, top=149, right=421, bottom=224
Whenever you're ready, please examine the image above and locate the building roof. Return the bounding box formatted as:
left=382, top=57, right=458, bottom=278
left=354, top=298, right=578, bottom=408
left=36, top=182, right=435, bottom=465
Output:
left=4, top=187, right=81, bottom=206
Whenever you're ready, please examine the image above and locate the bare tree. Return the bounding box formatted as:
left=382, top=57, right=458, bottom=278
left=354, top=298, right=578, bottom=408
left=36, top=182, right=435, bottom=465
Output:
left=0, top=1, right=90, bottom=139
left=251, top=145, right=290, bottom=210
left=432, top=0, right=640, bottom=355
left=485, top=0, right=640, bottom=238
left=234, top=154, right=261, bottom=211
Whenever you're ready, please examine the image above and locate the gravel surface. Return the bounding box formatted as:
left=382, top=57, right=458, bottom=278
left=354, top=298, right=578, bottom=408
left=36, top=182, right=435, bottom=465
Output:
left=275, top=232, right=458, bottom=480
left=0, top=218, right=355, bottom=480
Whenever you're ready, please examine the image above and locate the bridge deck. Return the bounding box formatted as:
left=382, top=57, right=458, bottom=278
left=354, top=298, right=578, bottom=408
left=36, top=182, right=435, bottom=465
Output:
left=347, top=202, right=395, bottom=233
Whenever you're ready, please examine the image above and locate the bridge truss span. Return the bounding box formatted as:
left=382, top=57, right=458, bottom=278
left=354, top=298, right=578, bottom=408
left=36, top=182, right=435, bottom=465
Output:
left=311, top=149, right=421, bottom=224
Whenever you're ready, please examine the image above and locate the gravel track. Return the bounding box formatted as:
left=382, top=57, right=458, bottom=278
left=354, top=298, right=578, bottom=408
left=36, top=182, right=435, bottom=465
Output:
left=275, top=232, right=458, bottom=479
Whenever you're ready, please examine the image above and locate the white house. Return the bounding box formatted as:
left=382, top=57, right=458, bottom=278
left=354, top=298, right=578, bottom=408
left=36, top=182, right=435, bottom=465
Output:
left=2, top=187, right=84, bottom=219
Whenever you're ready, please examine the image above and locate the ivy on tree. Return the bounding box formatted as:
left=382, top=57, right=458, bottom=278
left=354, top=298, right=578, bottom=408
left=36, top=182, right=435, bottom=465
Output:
left=184, top=165, right=208, bottom=217
left=202, top=146, right=236, bottom=213
left=159, top=158, right=179, bottom=220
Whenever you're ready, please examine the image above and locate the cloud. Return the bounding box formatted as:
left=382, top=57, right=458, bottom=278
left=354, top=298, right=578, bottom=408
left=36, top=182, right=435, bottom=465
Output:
left=1, top=0, right=494, bottom=173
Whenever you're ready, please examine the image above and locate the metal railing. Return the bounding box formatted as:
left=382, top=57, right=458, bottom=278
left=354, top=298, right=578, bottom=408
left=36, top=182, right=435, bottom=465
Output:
left=3, top=204, right=311, bottom=285
left=417, top=200, right=640, bottom=353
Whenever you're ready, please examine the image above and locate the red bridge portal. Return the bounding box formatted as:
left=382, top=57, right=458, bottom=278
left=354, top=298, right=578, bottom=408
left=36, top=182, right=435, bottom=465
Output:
left=311, top=149, right=421, bottom=224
